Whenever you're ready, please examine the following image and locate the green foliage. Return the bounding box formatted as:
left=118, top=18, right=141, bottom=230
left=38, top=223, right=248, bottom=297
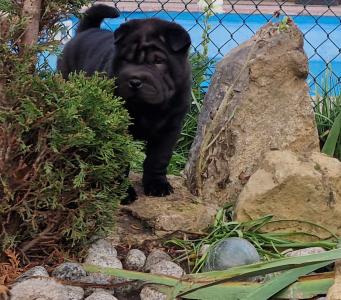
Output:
left=0, top=0, right=13, bottom=13
left=277, top=16, right=291, bottom=32
left=166, top=205, right=338, bottom=273
left=0, top=72, right=136, bottom=255
left=321, top=111, right=341, bottom=157
left=0, top=3, right=136, bottom=258
left=313, top=66, right=341, bottom=161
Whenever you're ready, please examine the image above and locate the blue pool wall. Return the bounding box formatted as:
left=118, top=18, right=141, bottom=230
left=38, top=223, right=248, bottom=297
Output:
left=42, top=11, right=341, bottom=95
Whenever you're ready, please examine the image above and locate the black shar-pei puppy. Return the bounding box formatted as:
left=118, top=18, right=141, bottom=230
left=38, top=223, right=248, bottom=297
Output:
left=57, top=5, right=192, bottom=204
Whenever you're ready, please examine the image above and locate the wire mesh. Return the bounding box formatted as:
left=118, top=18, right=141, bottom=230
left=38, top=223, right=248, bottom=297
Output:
left=44, top=0, right=341, bottom=97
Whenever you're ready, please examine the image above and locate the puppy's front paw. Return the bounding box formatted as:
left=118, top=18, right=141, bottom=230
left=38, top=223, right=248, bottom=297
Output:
left=121, top=185, right=138, bottom=205
left=144, top=179, right=174, bottom=197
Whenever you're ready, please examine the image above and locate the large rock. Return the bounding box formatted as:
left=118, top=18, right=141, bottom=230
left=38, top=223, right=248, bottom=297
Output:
left=234, top=151, right=341, bottom=238
left=185, top=21, right=319, bottom=205
left=115, top=174, right=217, bottom=245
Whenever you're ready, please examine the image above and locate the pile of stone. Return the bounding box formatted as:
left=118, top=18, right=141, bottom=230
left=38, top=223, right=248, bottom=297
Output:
left=10, top=239, right=184, bottom=300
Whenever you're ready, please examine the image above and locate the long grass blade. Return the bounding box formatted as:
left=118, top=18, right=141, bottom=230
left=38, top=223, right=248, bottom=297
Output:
left=181, top=273, right=334, bottom=299
left=321, top=111, right=341, bottom=156
left=241, top=261, right=330, bottom=300
left=83, top=264, right=179, bottom=287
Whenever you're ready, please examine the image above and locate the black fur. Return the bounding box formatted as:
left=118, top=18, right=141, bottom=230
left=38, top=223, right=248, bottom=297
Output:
left=76, top=5, right=120, bottom=34
left=57, top=5, right=192, bottom=204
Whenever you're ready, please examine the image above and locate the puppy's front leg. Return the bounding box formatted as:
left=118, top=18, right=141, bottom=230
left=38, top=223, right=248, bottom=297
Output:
left=142, top=126, right=181, bottom=197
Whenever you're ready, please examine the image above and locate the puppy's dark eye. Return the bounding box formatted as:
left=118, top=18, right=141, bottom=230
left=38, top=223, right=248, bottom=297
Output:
left=154, top=57, right=165, bottom=64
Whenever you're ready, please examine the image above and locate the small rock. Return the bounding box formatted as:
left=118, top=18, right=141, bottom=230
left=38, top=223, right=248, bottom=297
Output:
left=84, top=247, right=122, bottom=288
left=83, top=272, right=107, bottom=287
left=140, top=286, right=167, bottom=300
left=113, top=277, right=143, bottom=298
left=85, top=290, right=118, bottom=300
left=85, top=255, right=122, bottom=269
left=15, top=266, right=49, bottom=283
left=10, top=278, right=83, bottom=300
left=81, top=277, right=115, bottom=297
left=150, top=260, right=185, bottom=278
left=144, top=250, right=172, bottom=272
left=52, top=262, right=86, bottom=281
left=88, top=239, right=117, bottom=258
left=125, top=249, right=146, bottom=271
left=285, top=247, right=326, bottom=257
left=83, top=272, right=113, bottom=286
left=64, top=285, right=84, bottom=300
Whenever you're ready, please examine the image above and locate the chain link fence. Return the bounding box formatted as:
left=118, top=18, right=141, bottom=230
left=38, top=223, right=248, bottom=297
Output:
left=44, top=0, right=341, bottom=97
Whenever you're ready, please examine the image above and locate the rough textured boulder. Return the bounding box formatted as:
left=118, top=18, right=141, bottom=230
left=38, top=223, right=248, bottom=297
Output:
left=112, top=174, right=217, bottom=245
left=235, top=151, right=341, bottom=238
left=185, top=21, right=319, bottom=205
left=327, top=261, right=341, bottom=300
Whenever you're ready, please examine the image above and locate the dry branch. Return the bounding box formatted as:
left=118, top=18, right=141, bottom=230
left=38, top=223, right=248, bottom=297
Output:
left=21, top=0, right=42, bottom=46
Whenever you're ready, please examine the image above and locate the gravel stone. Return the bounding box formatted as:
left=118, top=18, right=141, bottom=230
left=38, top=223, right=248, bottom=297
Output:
left=285, top=247, right=326, bottom=257
left=85, top=255, right=122, bottom=269
left=87, top=239, right=117, bottom=258
left=85, top=290, right=118, bottom=300
left=140, top=286, right=167, bottom=300
left=81, top=277, right=116, bottom=297
left=144, top=250, right=172, bottom=272
left=149, top=260, right=185, bottom=278
left=10, top=278, right=83, bottom=300
left=15, top=266, right=49, bottom=283
left=84, top=248, right=122, bottom=288
left=52, top=262, right=86, bottom=281
left=125, top=249, right=146, bottom=271
left=112, top=277, right=143, bottom=298
left=64, top=285, right=84, bottom=300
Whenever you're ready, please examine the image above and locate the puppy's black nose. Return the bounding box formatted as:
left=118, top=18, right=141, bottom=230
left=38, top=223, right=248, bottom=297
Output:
left=129, top=79, right=143, bottom=89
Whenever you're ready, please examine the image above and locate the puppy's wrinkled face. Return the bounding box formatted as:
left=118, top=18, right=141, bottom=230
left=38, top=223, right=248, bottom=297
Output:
left=112, top=19, right=191, bottom=105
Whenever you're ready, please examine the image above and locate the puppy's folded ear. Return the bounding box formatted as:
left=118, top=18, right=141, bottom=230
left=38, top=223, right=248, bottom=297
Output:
left=114, top=23, right=130, bottom=44
left=163, top=23, right=191, bottom=52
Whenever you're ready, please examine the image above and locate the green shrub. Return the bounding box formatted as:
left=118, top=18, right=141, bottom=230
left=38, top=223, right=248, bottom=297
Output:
left=0, top=0, right=138, bottom=260
left=0, top=71, right=136, bottom=257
